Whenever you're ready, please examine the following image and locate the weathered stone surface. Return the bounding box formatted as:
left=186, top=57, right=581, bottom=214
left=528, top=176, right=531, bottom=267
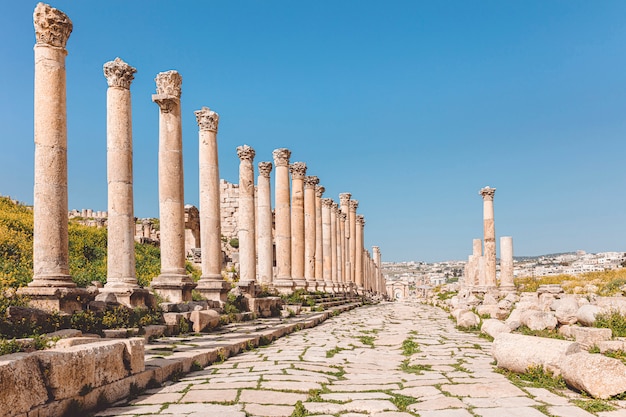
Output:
left=55, top=336, right=101, bottom=348
left=596, top=297, right=626, bottom=315
left=481, top=319, right=511, bottom=338
left=121, top=337, right=145, bottom=374
left=521, top=310, right=557, bottom=331
left=493, top=333, right=580, bottom=375
left=596, top=340, right=626, bottom=353
left=189, top=309, right=220, bottom=332
left=456, top=310, right=480, bottom=328
left=571, top=327, right=612, bottom=349
left=577, top=304, right=601, bottom=326
left=0, top=353, right=49, bottom=417
left=554, top=297, right=580, bottom=325
left=35, top=340, right=128, bottom=400
left=476, top=304, right=507, bottom=320
left=505, top=308, right=523, bottom=330
left=561, top=351, right=626, bottom=399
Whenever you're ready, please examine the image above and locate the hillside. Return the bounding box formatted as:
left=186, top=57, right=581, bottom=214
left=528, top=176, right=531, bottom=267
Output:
left=0, top=196, right=162, bottom=289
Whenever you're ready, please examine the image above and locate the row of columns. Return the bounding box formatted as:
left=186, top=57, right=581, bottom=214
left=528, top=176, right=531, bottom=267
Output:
left=23, top=3, right=386, bottom=311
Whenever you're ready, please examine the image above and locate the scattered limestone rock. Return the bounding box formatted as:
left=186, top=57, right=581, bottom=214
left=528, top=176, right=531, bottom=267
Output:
left=189, top=309, right=220, bottom=333
left=576, top=304, right=601, bottom=327
left=571, top=327, right=612, bottom=349
left=554, top=297, right=579, bottom=325
left=561, top=351, right=626, bottom=399
left=481, top=319, right=511, bottom=338
left=505, top=308, right=523, bottom=330
left=521, top=311, right=557, bottom=331
left=456, top=310, right=480, bottom=329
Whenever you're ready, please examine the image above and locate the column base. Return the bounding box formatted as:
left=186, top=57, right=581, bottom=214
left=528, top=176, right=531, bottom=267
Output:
left=196, top=277, right=231, bottom=304
left=323, top=281, right=334, bottom=294
left=293, top=278, right=308, bottom=291
left=273, top=279, right=295, bottom=295
left=151, top=274, right=196, bottom=303
left=237, top=280, right=257, bottom=298
left=498, top=284, right=516, bottom=293
left=27, top=274, right=76, bottom=288
left=305, top=279, right=318, bottom=292
left=17, top=286, right=90, bottom=314
left=96, top=287, right=155, bottom=309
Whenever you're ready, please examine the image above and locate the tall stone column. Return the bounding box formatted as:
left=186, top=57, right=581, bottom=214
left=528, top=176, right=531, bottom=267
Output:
left=321, top=198, right=333, bottom=291
left=373, top=246, right=381, bottom=295
left=100, top=58, right=148, bottom=307
left=237, top=145, right=256, bottom=291
left=290, top=162, right=307, bottom=290
left=314, top=185, right=325, bottom=290
left=356, top=215, right=365, bottom=293
left=257, top=162, right=273, bottom=285
left=338, top=211, right=346, bottom=293
left=339, top=193, right=351, bottom=292
left=272, top=148, right=293, bottom=293
left=500, top=236, right=515, bottom=291
left=349, top=200, right=359, bottom=288
left=304, top=176, right=319, bottom=290
left=22, top=4, right=87, bottom=312
left=195, top=107, right=230, bottom=302
left=330, top=202, right=339, bottom=293
left=151, top=71, right=195, bottom=302
left=480, top=186, right=497, bottom=288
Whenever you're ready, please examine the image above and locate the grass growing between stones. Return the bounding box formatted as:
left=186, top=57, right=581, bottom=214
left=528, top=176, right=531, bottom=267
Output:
left=358, top=335, right=375, bottom=348
left=572, top=399, right=616, bottom=413
left=326, top=346, right=346, bottom=358
left=496, top=365, right=566, bottom=390
left=516, top=325, right=564, bottom=340
left=388, top=393, right=418, bottom=411
left=400, top=359, right=432, bottom=375
left=401, top=337, right=421, bottom=356
left=595, top=310, right=626, bottom=337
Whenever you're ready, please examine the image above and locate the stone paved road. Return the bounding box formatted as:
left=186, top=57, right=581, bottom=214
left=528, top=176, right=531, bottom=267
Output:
left=95, top=302, right=626, bottom=417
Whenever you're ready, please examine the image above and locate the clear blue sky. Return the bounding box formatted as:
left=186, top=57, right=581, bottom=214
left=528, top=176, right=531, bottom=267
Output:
left=1, top=1, right=625, bottom=263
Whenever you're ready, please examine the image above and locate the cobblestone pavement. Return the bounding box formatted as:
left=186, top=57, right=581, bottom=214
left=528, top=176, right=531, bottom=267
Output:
left=95, top=302, right=626, bottom=417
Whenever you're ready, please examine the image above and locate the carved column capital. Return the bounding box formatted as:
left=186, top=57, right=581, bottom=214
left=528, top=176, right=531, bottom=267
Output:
left=258, top=162, right=273, bottom=178
left=289, top=162, right=307, bottom=179
left=339, top=193, right=351, bottom=206
left=34, top=3, right=72, bottom=48
left=315, top=185, right=325, bottom=198
left=356, top=214, right=365, bottom=226
left=331, top=202, right=339, bottom=211
left=349, top=200, right=359, bottom=211
left=103, top=58, right=136, bottom=89
left=272, top=148, right=291, bottom=167
left=152, top=71, right=182, bottom=113
left=479, top=186, right=496, bottom=201
left=194, top=106, right=219, bottom=132
left=237, top=144, right=255, bottom=161
left=321, top=198, right=334, bottom=208
left=304, top=176, right=319, bottom=189
left=339, top=212, right=347, bottom=221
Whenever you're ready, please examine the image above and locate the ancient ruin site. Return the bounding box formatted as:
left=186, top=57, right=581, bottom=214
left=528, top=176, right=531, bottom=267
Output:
left=1, top=2, right=626, bottom=417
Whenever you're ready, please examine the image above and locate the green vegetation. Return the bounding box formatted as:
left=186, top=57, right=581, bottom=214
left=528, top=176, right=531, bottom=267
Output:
left=496, top=365, right=566, bottom=390
left=516, top=325, right=564, bottom=340
left=399, top=358, right=432, bottom=374
left=401, top=337, right=420, bottom=356
left=595, top=310, right=626, bottom=337
left=572, top=399, right=616, bottom=413
left=358, top=335, right=375, bottom=348
left=514, top=269, right=626, bottom=294
left=326, top=346, right=346, bottom=358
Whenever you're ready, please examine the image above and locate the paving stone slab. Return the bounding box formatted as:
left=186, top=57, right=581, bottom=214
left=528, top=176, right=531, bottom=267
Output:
left=238, top=389, right=306, bottom=405
left=472, top=407, right=548, bottom=417
left=244, top=403, right=295, bottom=417
left=181, top=388, right=238, bottom=403
left=462, top=396, right=540, bottom=408
left=409, top=396, right=466, bottom=411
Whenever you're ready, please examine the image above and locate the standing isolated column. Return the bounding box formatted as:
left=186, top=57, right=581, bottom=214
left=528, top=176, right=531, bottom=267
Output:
left=321, top=198, right=333, bottom=292
left=500, top=236, right=515, bottom=291
left=237, top=145, right=256, bottom=290
left=272, top=148, right=293, bottom=293
left=349, top=200, right=359, bottom=288
left=195, top=107, right=230, bottom=302
left=151, top=70, right=195, bottom=302
left=314, top=185, right=325, bottom=290
left=356, top=215, right=365, bottom=293
left=257, top=162, right=273, bottom=285
left=290, top=162, right=307, bottom=290
left=304, top=176, right=319, bottom=290
left=23, top=4, right=87, bottom=312
left=101, top=57, right=148, bottom=307
left=480, top=186, right=497, bottom=288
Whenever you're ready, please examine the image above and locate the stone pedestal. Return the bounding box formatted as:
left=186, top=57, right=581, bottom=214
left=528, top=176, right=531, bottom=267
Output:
left=257, top=162, right=274, bottom=286
left=290, top=162, right=307, bottom=290
left=304, top=176, right=318, bottom=290
left=314, top=185, right=325, bottom=291
left=480, top=186, right=497, bottom=288
left=321, top=198, right=333, bottom=292
left=195, top=107, right=230, bottom=303
left=237, top=145, right=256, bottom=291
left=500, top=236, right=515, bottom=291
left=272, top=148, right=294, bottom=293
left=150, top=71, right=195, bottom=302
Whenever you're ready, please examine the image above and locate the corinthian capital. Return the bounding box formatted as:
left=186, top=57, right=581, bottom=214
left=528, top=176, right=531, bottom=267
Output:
left=479, top=186, right=496, bottom=201
left=339, top=193, right=351, bottom=206
left=339, top=212, right=347, bottom=221
left=304, top=176, right=319, bottom=189
left=272, top=148, right=291, bottom=167
left=154, top=70, right=182, bottom=98
left=103, top=58, right=136, bottom=89
left=195, top=107, right=219, bottom=132
left=356, top=214, right=365, bottom=226
left=321, top=198, right=333, bottom=209
left=349, top=200, right=359, bottom=211
left=34, top=3, right=72, bottom=48
left=315, top=185, right=325, bottom=198
left=237, top=144, right=255, bottom=161
left=258, top=162, right=273, bottom=178
left=289, top=162, right=307, bottom=180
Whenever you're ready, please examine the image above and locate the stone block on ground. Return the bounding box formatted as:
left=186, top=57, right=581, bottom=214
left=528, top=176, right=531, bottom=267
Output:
left=560, top=351, right=626, bottom=399
left=554, top=296, right=580, bottom=325
left=571, top=327, right=612, bottom=349
left=577, top=304, right=601, bottom=327
left=0, top=352, right=49, bottom=417
left=481, top=319, right=511, bottom=338
left=521, top=310, right=557, bottom=331
left=189, top=310, right=220, bottom=333
left=455, top=310, right=480, bottom=329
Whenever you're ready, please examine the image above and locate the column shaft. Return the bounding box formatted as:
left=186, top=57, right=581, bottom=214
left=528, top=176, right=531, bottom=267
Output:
left=257, top=162, right=273, bottom=285
left=330, top=203, right=338, bottom=292
left=304, top=176, right=318, bottom=289
left=290, top=162, right=307, bottom=289
left=349, top=200, right=359, bottom=289
left=321, top=199, right=333, bottom=291
left=273, top=149, right=293, bottom=292
left=480, top=186, right=497, bottom=288
left=237, top=145, right=256, bottom=286
left=500, top=236, right=515, bottom=290
left=314, top=186, right=325, bottom=288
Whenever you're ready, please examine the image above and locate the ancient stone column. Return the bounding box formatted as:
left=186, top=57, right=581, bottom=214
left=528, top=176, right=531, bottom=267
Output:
left=272, top=148, right=293, bottom=293
left=339, top=193, right=351, bottom=291
left=471, top=238, right=482, bottom=287
left=22, top=4, right=87, bottom=312
left=349, top=200, right=359, bottom=288
left=356, top=215, right=365, bottom=293
left=330, top=202, right=338, bottom=293
left=337, top=210, right=346, bottom=293
left=321, top=198, right=333, bottom=292
left=237, top=145, right=256, bottom=291
left=257, top=162, right=273, bottom=286
left=500, top=236, right=515, bottom=291
left=100, top=57, right=148, bottom=307
left=194, top=107, right=229, bottom=302
left=151, top=71, right=195, bottom=302
left=480, top=186, right=497, bottom=288
left=314, top=185, right=325, bottom=290
left=373, top=246, right=381, bottom=295
left=304, top=176, right=319, bottom=290
left=290, top=162, right=307, bottom=290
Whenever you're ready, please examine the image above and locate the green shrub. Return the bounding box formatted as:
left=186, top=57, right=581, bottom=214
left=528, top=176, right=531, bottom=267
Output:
left=595, top=310, right=626, bottom=337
